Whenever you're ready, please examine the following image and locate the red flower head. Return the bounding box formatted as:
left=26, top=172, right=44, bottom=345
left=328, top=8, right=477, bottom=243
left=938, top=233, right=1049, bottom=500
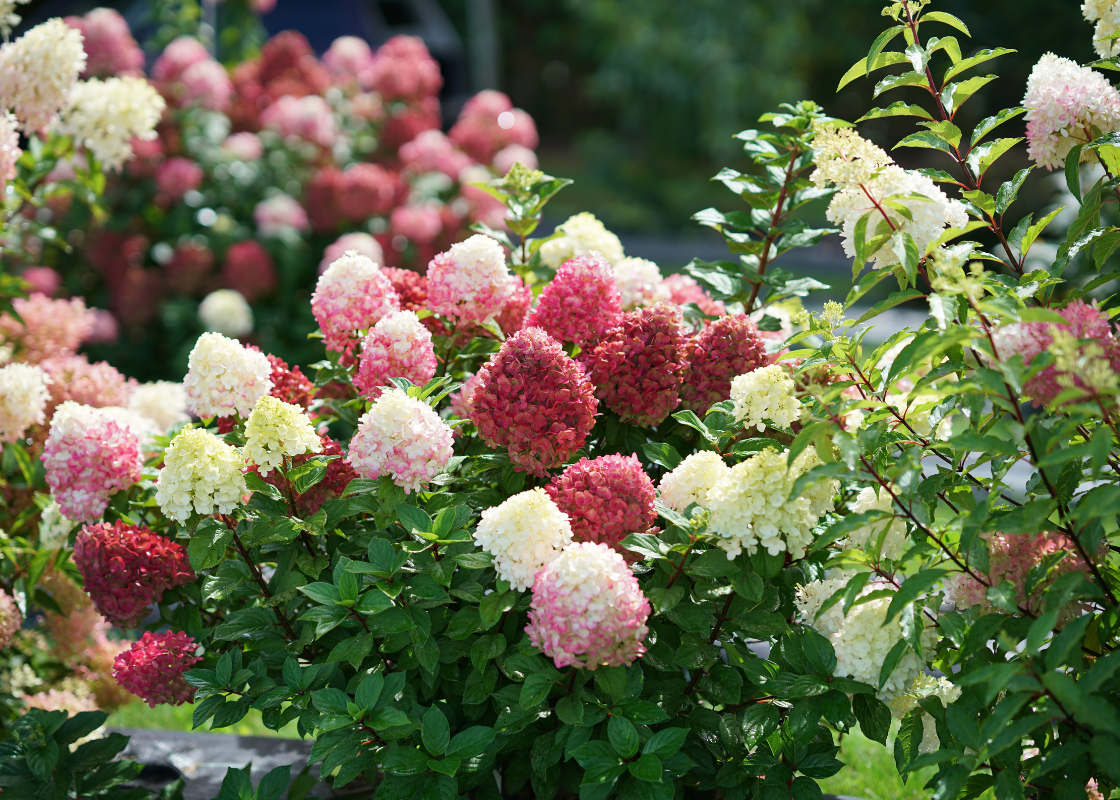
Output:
left=113, top=631, right=200, bottom=708
left=681, top=314, right=770, bottom=413
left=164, top=241, right=214, bottom=296
left=221, top=240, right=276, bottom=303
left=381, top=267, right=428, bottom=311
left=524, top=253, right=622, bottom=349
left=254, top=434, right=356, bottom=516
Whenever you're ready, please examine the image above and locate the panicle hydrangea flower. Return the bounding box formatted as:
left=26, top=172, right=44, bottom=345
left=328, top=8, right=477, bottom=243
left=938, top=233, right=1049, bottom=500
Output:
left=259, top=94, right=336, bottom=147
left=588, top=302, right=688, bottom=427
left=0, top=18, right=86, bottom=134
left=526, top=542, right=650, bottom=670
left=474, top=488, right=573, bottom=590
left=0, top=111, right=20, bottom=187
left=257, top=352, right=315, bottom=410
left=449, top=371, right=484, bottom=421
left=23, top=688, right=97, bottom=717
left=810, top=123, right=893, bottom=189
left=539, top=212, right=625, bottom=268
left=730, top=363, right=801, bottom=431
left=347, top=388, right=453, bottom=493
left=22, top=266, right=61, bottom=297
left=151, top=36, right=208, bottom=83
left=662, top=273, right=726, bottom=316
left=354, top=310, right=437, bottom=399
left=0, top=589, right=21, bottom=648
left=707, top=448, right=837, bottom=559
left=448, top=89, right=538, bottom=164
left=526, top=253, right=623, bottom=348
left=324, top=35, right=373, bottom=83
left=73, top=521, right=193, bottom=627
left=796, top=577, right=936, bottom=702
left=128, top=381, right=189, bottom=433
left=0, top=0, right=28, bottom=39
left=425, top=234, right=513, bottom=324
left=60, top=77, right=165, bottom=171
left=112, top=631, right=200, bottom=708
left=0, top=362, right=50, bottom=442
left=493, top=143, right=538, bottom=175
left=254, top=193, right=309, bottom=237
left=155, top=427, right=248, bottom=523
left=1084, top=0, right=1120, bottom=57
left=243, top=395, right=322, bottom=476
left=312, top=251, right=400, bottom=358
left=826, top=166, right=969, bottom=268
left=471, top=327, right=598, bottom=476
left=840, top=486, right=909, bottom=561
left=66, top=8, right=143, bottom=78
left=1023, top=53, right=1120, bottom=169
left=658, top=451, right=729, bottom=512
left=887, top=674, right=961, bottom=753
left=183, top=332, right=273, bottom=418
left=178, top=58, right=233, bottom=112
left=0, top=295, right=95, bottom=363
left=155, top=157, right=203, bottom=201
left=390, top=203, right=443, bottom=245
left=37, top=500, right=76, bottom=550
left=682, top=314, right=770, bottom=413
left=496, top=274, right=533, bottom=336
left=399, top=128, right=473, bottom=177
left=41, top=355, right=135, bottom=411
left=320, top=232, right=384, bottom=275
left=43, top=402, right=142, bottom=522
left=613, top=257, right=669, bottom=310
left=222, top=131, right=263, bottom=161
left=545, top=455, right=656, bottom=561
left=221, top=240, right=276, bottom=303
left=198, top=289, right=253, bottom=337
left=367, top=35, right=442, bottom=101
left=339, top=162, right=398, bottom=221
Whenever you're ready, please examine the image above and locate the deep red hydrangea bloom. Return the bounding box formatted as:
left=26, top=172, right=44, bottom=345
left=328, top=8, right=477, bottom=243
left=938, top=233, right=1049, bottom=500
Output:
left=546, top=454, right=657, bottom=562
left=589, top=303, right=688, bottom=427
left=472, top=327, right=598, bottom=476
left=73, top=521, right=193, bottom=627
left=305, top=167, right=345, bottom=232
left=113, top=631, right=200, bottom=708
left=164, top=242, right=214, bottom=295
left=524, top=254, right=622, bottom=348
left=340, top=163, right=399, bottom=221
left=265, top=353, right=315, bottom=410
left=681, top=314, right=770, bottom=413
left=221, top=241, right=276, bottom=303
left=381, top=267, right=428, bottom=310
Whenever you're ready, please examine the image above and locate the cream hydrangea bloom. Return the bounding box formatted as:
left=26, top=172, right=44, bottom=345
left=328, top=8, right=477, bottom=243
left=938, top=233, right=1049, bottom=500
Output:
left=473, top=488, right=573, bottom=591
left=613, top=257, right=668, bottom=310
left=840, top=486, right=909, bottom=561
left=810, top=123, right=893, bottom=190
left=540, top=212, right=625, bottom=268
left=59, top=77, right=165, bottom=171
left=156, top=427, right=248, bottom=523
left=1084, top=0, right=1120, bottom=57
left=658, top=451, right=729, bottom=512
left=128, top=381, right=190, bottom=433
left=243, top=395, right=322, bottom=476
left=0, top=0, right=30, bottom=39
left=198, top=289, right=254, bottom=337
left=0, top=18, right=86, bottom=134
left=183, top=332, right=273, bottom=418
left=886, top=674, right=961, bottom=754
left=730, top=364, right=801, bottom=431
left=37, top=500, right=75, bottom=550
left=0, top=362, right=50, bottom=443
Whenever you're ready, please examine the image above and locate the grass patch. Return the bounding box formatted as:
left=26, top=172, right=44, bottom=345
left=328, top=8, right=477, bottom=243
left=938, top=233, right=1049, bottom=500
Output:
left=106, top=702, right=302, bottom=739
left=819, top=728, right=937, bottom=800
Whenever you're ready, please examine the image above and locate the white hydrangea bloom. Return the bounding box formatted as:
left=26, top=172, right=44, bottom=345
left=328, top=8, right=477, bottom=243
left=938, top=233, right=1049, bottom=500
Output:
left=37, top=500, right=75, bottom=550
left=0, top=0, right=29, bottom=39
left=886, top=673, right=961, bottom=754
left=128, top=381, right=190, bottom=433
left=0, top=362, right=50, bottom=443
left=707, top=448, right=836, bottom=559
left=795, top=576, right=937, bottom=702
left=243, top=395, right=322, bottom=476
left=183, top=332, right=273, bottom=419
left=730, top=364, right=801, bottom=431
left=98, top=405, right=161, bottom=449
left=840, top=487, right=909, bottom=561
left=156, top=427, right=247, bottom=523
left=473, top=488, right=573, bottom=591
left=1084, top=1, right=1120, bottom=57
left=613, top=257, right=669, bottom=310
left=0, top=18, right=86, bottom=134
left=540, top=212, right=625, bottom=268
left=1023, top=53, right=1120, bottom=170
left=59, top=77, right=165, bottom=171
left=810, top=124, right=893, bottom=190
left=198, top=289, right=254, bottom=337
left=658, top=451, right=729, bottom=512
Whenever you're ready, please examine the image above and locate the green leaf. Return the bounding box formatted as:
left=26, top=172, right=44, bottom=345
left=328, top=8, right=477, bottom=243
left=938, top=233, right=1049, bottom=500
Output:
left=188, top=520, right=232, bottom=572
left=1021, top=207, right=1064, bottom=257
left=866, top=26, right=907, bottom=75
left=837, top=51, right=909, bottom=91
left=741, top=704, right=780, bottom=748
left=244, top=472, right=284, bottom=502
left=641, top=442, right=683, bottom=471
left=921, top=10, right=971, bottom=36
left=422, top=707, right=450, bottom=757
left=874, top=71, right=929, bottom=98
left=791, top=777, right=823, bottom=800
left=856, top=289, right=925, bottom=324
left=396, top=504, right=432, bottom=534
left=643, top=727, right=688, bottom=758
left=326, top=633, right=372, bottom=669
left=966, top=136, right=1021, bottom=178
left=943, top=76, right=997, bottom=119
left=555, top=696, right=584, bottom=725
left=894, top=131, right=958, bottom=155
left=628, top=753, right=663, bottom=783
left=858, top=102, right=933, bottom=122
left=894, top=710, right=925, bottom=773
left=608, top=716, right=640, bottom=759
left=801, top=629, right=838, bottom=676
left=943, top=48, right=1015, bottom=82
left=256, top=765, right=291, bottom=800
left=995, top=168, right=1032, bottom=216
left=971, top=107, right=1028, bottom=147
left=853, top=694, right=891, bottom=744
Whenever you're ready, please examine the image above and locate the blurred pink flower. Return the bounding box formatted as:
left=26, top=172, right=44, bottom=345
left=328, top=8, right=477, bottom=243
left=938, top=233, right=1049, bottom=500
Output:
left=66, top=8, right=145, bottom=78
left=450, top=90, right=539, bottom=164
left=0, top=296, right=95, bottom=363
left=152, top=37, right=211, bottom=83
left=222, top=132, right=263, bottom=161
left=222, top=240, right=277, bottom=302
left=324, top=36, right=374, bottom=85
left=367, top=35, right=442, bottom=101
left=260, top=94, right=336, bottom=147
left=22, top=266, right=61, bottom=297
left=254, top=193, right=308, bottom=236
left=179, top=59, right=234, bottom=112
left=320, top=232, right=384, bottom=275
left=399, top=129, right=474, bottom=178
left=155, top=157, right=203, bottom=202
left=390, top=204, right=442, bottom=245
left=493, top=144, right=538, bottom=175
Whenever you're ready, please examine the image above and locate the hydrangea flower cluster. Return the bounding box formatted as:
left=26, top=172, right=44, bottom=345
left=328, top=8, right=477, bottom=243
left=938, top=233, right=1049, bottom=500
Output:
left=112, top=631, right=200, bottom=708
left=73, top=521, right=193, bottom=627
left=887, top=674, right=961, bottom=754
left=37, top=500, right=76, bottom=551
left=448, top=90, right=538, bottom=164
left=810, top=123, right=893, bottom=190
left=262, top=353, right=316, bottom=411
left=1023, top=53, right=1120, bottom=170
left=127, top=381, right=189, bottom=433
left=540, top=212, right=625, bottom=268
left=707, top=448, right=837, bottom=559
left=65, top=7, right=144, bottom=78
left=525, top=253, right=623, bottom=348
left=354, top=310, right=437, bottom=398
left=260, top=94, right=337, bottom=148
left=59, top=76, right=165, bottom=171
left=0, top=363, right=50, bottom=443
left=0, top=589, right=21, bottom=649
left=43, top=402, right=142, bottom=522
left=663, top=273, right=726, bottom=317
left=311, top=251, right=400, bottom=358
left=1084, top=0, right=1120, bottom=57
left=471, top=327, right=598, bottom=476
left=425, top=235, right=513, bottom=325
left=840, top=487, right=909, bottom=561
left=0, top=111, right=20, bottom=188
left=198, top=289, right=253, bottom=337
left=347, top=388, right=454, bottom=493
left=526, top=542, right=650, bottom=670
left=41, top=355, right=135, bottom=411
left=796, top=577, right=936, bottom=702
left=0, top=295, right=95, bottom=364
left=589, top=302, right=688, bottom=427
left=546, top=455, right=657, bottom=561
left=254, top=193, right=310, bottom=237
left=243, top=396, right=322, bottom=476
left=155, top=427, right=248, bottom=523
left=658, top=451, right=729, bottom=512
left=321, top=233, right=385, bottom=275
left=473, top=488, right=573, bottom=591
left=0, top=18, right=86, bottom=134
left=730, top=363, right=801, bottom=431
left=183, top=332, right=273, bottom=418
left=613, top=257, right=669, bottom=310
left=682, top=315, right=770, bottom=413
left=222, top=240, right=276, bottom=302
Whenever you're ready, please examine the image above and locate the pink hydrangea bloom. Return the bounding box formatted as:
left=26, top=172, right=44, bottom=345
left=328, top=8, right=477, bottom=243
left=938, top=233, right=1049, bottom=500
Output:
left=222, top=131, right=263, bottom=161
left=367, top=36, right=442, bottom=101
left=399, top=129, right=474, bottom=178
left=497, top=274, right=532, bottom=336
left=43, top=402, right=142, bottom=522
left=449, top=371, right=484, bottom=421
left=319, top=232, right=384, bottom=275
left=22, top=266, right=60, bottom=297
left=347, top=388, right=454, bottom=493
left=472, top=327, right=598, bottom=476
left=525, top=253, right=623, bottom=348
left=323, top=36, right=374, bottom=84
left=526, top=542, right=650, bottom=670
left=390, top=204, right=443, bottom=245
left=0, top=589, right=21, bottom=648
left=73, top=521, right=193, bottom=627
left=546, top=454, right=657, bottom=561
left=66, top=8, right=145, bottom=78
left=86, top=311, right=119, bottom=345
left=311, top=251, right=400, bottom=359
left=152, top=37, right=210, bottom=83
left=42, top=355, right=137, bottom=410
left=179, top=59, right=234, bottom=112
left=426, top=235, right=513, bottom=325
left=663, top=273, right=726, bottom=316
left=449, top=90, right=539, bottom=165
left=254, top=193, right=308, bottom=237
left=339, top=163, right=398, bottom=221
left=991, top=299, right=1120, bottom=405
left=260, top=94, right=336, bottom=147
left=0, top=112, right=20, bottom=187
left=493, top=143, right=539, bottom=175
left=221, top=240, right=276, bottom=302
left=113, top=631, right=200, bottom=708
left=681, top=314, right=771, bottom=413
left=354, top=310, right=437, bottom=398
left=589, top=302, right=689, bottom=427
left=0, top=295, right=95, bottom=363
left=156, top=157, right=203, bottom=201
left=1024, top=53, right=1120, bottom=170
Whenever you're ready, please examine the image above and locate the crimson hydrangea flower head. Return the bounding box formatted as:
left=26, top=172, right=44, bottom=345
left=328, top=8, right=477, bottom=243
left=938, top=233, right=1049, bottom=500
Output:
left=265, top=353, right=315, bottom=410
left=496, top=274, right=532, bottom=336
left=589, top=302, right=688, bottom=427
left=472, top=327, right=598, bottom=476
left=546, top=455, right=657, bottom=561
left=73, top=521, right=193, bottom=627
left=222, top=240, right=276, bottom=303
left=681, top=314, right=770, bottom=413
left=354, top=310, right=437, bottom=398
left=525, top=253, right=622, bottom=348
left=311, top=251, right=400, bottom=359
left=381, top=267, right=428, bottom=310
left=526, top=542, right=650, bottom=670
left=113, top=631, right=201, bottom=708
